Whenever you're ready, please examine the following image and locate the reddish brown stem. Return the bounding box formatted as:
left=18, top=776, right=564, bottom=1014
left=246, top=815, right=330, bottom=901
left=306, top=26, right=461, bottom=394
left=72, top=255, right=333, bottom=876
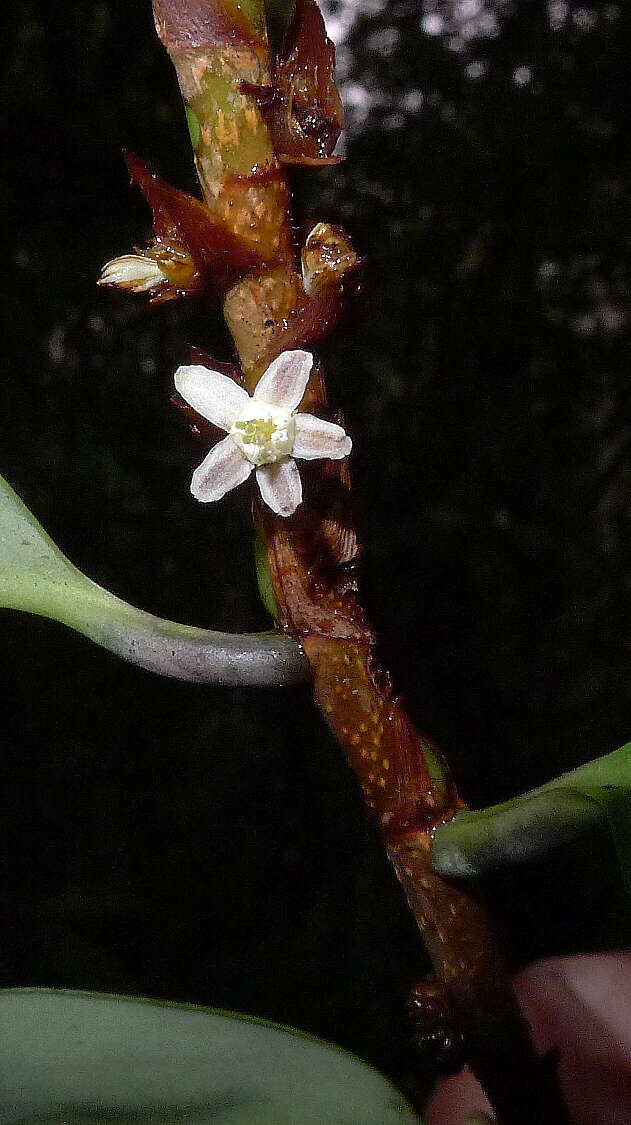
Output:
left=148, top=0, right=569, bottom=1119
left=262, top=479, right=568, bottom=1124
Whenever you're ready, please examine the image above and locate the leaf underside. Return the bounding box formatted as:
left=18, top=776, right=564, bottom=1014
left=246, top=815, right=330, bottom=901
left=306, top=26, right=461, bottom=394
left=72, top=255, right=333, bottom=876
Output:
left=0, top=472, right=308, bottom=686
left=0, top=989, right=420, bottom=1125
left=432, top=741, right=631, bottom=904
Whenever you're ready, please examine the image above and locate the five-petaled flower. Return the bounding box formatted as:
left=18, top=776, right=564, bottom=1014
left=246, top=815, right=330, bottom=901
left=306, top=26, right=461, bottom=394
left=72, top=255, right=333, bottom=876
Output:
left=174, top=349, right=352, bottom=517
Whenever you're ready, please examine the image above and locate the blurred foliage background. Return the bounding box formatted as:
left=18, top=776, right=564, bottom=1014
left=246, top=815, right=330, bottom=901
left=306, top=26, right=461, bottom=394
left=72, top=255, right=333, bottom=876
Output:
left=2, top=0, right=631, bottom=1104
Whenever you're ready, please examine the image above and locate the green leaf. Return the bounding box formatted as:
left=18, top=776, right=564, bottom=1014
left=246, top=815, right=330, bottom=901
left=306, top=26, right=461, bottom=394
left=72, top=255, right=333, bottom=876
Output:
left=432, top=741, right=631, bottom=899
left=0, top=989, right=420, bottom=1124
left=0, top=472, right=308, bottom=686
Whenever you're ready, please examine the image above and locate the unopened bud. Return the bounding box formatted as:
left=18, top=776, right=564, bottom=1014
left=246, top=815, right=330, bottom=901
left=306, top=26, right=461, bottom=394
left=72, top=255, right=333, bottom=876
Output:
left=301, top=222, right=358, bottom=294
left=98, top=243, right=201, bottom=302
left=98, top=254, right=168, bottom=293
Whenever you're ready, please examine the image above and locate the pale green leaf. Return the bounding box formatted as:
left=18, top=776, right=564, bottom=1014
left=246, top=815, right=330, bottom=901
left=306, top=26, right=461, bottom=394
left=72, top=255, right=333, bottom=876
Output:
left=0, top=989, right=420, bottom=1125
left=432, top=741, right=631, bottom=899
left=0, top=473, right=308, bottom=686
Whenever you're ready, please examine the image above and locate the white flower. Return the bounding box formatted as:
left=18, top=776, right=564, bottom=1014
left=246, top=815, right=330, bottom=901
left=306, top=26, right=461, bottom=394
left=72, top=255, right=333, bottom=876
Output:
left=174, top=349, right=352, bottom=517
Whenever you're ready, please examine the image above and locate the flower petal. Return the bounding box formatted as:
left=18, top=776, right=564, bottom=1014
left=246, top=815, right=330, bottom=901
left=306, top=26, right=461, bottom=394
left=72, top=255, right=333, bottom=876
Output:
left=256, top=459, right=303, bottom=517
left=292, top=413, right=352, bottom=460
left=190, top=435, right=253, bottom=503
left=253, top=350, right=313, bottom=411
left=175, top=365, right=249, bottom=432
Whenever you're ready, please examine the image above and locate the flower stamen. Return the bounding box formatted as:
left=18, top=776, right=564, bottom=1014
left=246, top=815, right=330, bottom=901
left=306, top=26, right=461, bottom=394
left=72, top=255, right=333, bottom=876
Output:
left=230, top=402, right=296, bottom=467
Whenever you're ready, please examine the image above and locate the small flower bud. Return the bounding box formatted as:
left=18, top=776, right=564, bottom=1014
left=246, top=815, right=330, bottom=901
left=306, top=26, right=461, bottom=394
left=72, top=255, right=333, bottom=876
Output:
left=98, top=243, right=202, bottom=302
left=301, top=222, right=358, bottom=294
left=98, top=254, right=168, bottom=293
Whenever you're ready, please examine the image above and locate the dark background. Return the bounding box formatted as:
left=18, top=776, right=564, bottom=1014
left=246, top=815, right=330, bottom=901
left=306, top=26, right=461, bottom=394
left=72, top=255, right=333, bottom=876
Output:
left=3, top=0, right=631, bottom=1104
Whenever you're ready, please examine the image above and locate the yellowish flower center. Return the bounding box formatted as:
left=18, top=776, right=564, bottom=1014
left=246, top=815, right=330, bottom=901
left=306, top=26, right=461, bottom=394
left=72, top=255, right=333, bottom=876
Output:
left=230, top=401, right=296, bottom=467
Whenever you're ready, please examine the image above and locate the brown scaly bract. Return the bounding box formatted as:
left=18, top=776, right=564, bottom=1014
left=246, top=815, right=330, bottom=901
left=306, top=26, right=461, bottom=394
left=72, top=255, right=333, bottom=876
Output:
left=124, top=153, right=281, bottom=300
left=272, top=0, right=344, bottom=164
left=242, top=0, right=344, bottom=165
